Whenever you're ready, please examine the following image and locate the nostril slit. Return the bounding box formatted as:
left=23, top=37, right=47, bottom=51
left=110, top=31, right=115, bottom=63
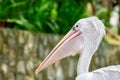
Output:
left=73, top=27, right=75, bottom=30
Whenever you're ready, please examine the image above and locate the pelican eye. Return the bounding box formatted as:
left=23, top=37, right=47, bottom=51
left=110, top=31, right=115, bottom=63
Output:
left=73, top=24, right=80, bottom=30
left=76, top=25, right=79, bottom=28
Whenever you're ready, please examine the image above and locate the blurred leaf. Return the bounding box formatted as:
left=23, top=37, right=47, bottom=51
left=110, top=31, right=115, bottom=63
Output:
left=0, top=1, right=26, bottom=17
left=1, top=0, right=116, bottom=35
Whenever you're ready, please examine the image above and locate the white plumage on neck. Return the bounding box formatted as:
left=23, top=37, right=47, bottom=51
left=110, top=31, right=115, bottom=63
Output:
left=76, top=17, right=105, bottom=75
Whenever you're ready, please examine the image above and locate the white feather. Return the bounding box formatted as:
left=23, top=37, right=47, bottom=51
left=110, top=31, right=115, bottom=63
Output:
left=76, top=65, right=120, bottom=80
left=75, top=17, right=120, bottom=80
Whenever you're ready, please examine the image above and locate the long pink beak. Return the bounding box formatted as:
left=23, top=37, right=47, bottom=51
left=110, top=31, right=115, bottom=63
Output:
left=35, top=29, right=82, bottom=74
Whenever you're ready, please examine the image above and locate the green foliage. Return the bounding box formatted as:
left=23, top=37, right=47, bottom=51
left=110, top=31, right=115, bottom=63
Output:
left=0, top=0, right=89, bottom=34
left=1, top=0, right=117, bottom=34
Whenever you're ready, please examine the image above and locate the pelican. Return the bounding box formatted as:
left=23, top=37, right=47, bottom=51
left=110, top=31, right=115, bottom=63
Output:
left=35, top=17, right=120, bottom=80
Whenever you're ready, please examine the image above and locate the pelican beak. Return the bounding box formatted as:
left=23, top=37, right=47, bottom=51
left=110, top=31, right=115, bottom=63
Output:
left=35, top=29, right=82, bottom=74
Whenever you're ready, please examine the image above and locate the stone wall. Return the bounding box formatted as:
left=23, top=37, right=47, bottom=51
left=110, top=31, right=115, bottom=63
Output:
left=0, top=28, right=63, bottom=80
left=0, top=28, right=120, bottom=80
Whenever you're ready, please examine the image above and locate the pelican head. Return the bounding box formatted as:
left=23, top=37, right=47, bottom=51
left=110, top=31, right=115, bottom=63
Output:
left=35, top=16, right=106, bottom=74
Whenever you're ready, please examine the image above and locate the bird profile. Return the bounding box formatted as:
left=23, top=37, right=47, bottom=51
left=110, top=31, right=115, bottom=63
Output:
left=35, top=17, right=120, bottom=80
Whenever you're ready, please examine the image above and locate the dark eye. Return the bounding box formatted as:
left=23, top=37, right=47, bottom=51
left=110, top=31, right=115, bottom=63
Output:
left=76, top=25, right=79, bottom=27
left=73, top=24, right=79, bottom=30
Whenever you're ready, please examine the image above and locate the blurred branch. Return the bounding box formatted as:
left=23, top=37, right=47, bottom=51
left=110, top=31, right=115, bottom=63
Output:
left=105, top=28, right=120, bottom=45
left=106, top=28, right=120, bottom=40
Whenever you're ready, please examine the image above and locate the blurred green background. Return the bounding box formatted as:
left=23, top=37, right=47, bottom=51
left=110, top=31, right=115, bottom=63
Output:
left=0, top=0, right=120, bottom=34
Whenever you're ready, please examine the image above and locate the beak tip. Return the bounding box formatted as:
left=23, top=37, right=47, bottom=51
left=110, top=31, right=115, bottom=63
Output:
left=35, top=70, right=38, bottom=74
left=35, top=66, right=44, bottom=74
left=35, top=68, right=41, bottom=74
left=35, top=63, right=43, bottom=74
